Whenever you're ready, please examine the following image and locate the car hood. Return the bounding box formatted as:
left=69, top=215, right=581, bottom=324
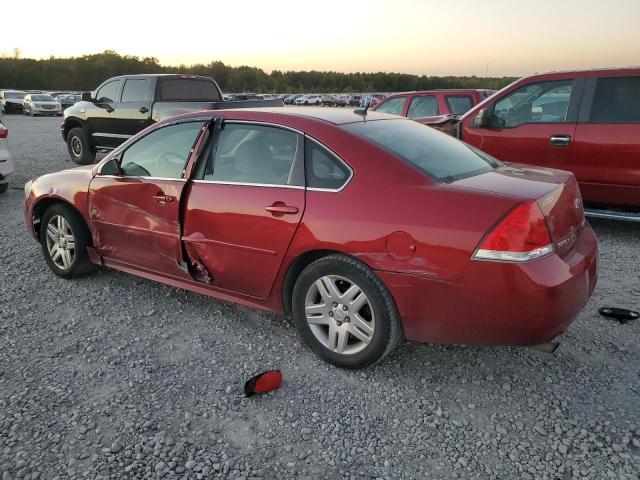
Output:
left=34, top=101, right=60, bottom=106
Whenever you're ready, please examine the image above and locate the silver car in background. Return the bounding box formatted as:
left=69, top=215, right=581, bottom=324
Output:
left=23, top=94, right=62, bottom=116
left=0, top=122, right=14, bottom=193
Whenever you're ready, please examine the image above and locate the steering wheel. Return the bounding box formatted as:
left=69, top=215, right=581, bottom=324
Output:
left=156, top=151, right=185, bottom=174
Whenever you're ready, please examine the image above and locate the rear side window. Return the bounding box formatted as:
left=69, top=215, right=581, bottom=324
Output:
left=121, top=79, right=148, bottom=102
left=407, top=95, right=439, bottom=118
left=375, top=97, right=406, bottom=116
left=158, top=78, right=221, bottom=101
left=305, top=139, right=351, bottom=190
left=343, top=119, right=499, bottom=182
left=590, top=76, right=640, bottom=123
left=492, top=79, right=574, bottom=127
left=445, top=95, right=474, bottom=115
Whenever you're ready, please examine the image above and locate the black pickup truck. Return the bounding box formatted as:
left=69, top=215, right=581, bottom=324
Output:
left=62, top=74, right=283, bottom=164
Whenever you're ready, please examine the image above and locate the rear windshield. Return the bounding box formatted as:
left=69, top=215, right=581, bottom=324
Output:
left=342, top=119, right=500, bottom=182
left=4, top=91, right=25, bottom=99
left=158, top=77, right=221, bottom=102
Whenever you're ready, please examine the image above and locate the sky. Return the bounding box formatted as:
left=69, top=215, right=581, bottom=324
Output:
left=3, top=0, right=639, bottom=77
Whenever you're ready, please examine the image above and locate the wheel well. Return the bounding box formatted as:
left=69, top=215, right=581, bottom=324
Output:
left=281, top=249, right=344, bottom=315
left=32, top=198, right=89, bottom=243
left=62, top=119, right=83, bottom=141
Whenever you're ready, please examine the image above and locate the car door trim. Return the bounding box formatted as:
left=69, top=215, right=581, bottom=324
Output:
left=191, top=179, right=305, bottom=189
left=181, top=234, right=278, bottom=256
left=92, top=132, right=133, bottom=139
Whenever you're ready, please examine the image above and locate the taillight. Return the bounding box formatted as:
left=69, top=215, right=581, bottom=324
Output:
left=474, top=201, right=553, bottom=262
left=0, top=126, right=7, bottom=139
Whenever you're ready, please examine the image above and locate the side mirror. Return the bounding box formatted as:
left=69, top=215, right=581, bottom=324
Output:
left=473, top=108, right=491, bottom=128
left=81, top=91, right=92, bottom=102
left=100, top=158, right=121, bottom=176
left=361, top=96, right=373, bottom=108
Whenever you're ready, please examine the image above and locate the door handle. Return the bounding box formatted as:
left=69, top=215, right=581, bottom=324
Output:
left=265, top=203, right=299, bottom=215
left=153, top=193, right=174, bottom=204
left=549, top=135, right=572, bottom=147
left=139, top=107, right=149, bottom=113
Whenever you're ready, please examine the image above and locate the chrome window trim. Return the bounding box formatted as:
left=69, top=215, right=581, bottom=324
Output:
left=96, top=175, right=187, bottom=182
left=304, top=136, right=354, bottom=193
left=192, top=179, right=304, bottom=190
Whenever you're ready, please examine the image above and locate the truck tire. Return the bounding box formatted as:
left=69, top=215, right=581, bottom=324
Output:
left=67, top=127, right=96, bottom=165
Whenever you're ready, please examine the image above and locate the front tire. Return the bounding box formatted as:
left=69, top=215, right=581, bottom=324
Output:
left=40, top=204, right=97, bottom=279
left=292, top=254, right=402, bottom=368
left=66, top=127, right=96, bottom=165
left=0, top=183, right=8, bottom=193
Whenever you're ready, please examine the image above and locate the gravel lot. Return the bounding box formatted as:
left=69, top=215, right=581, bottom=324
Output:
left=1, top=114, right=639, bottom=480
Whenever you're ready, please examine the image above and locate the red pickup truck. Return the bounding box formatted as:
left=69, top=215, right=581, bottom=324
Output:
left=457, top=68, right=640, bottom=218
left=373, top=89, right=494, bottom=134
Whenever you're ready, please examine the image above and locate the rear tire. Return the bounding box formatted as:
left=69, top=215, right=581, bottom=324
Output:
left=40, top=204, right=97, bottom=279
left=0, top=183, right=8, bottom=193
left=292, top=254, right=403, bottom=368
left=66, top=127, right=96, bottom=165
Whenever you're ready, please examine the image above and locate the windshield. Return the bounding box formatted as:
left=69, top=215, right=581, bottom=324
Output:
left=5, top=91, right=25, bottom=99
left=342, top=119, right=500, bottom=182
left=32, top=95, right=55, bottom=102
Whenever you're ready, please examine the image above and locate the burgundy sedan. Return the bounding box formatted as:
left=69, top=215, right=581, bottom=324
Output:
left=24, top=107, right=597, bottom=368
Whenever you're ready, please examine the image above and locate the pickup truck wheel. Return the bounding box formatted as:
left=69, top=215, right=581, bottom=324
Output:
left=40, top=204, right=97, bottom=279
left=67, top=127, right=96, bottom=165
left=292, top=254, right=403, bottom=369
left=0, top=183, right=8, bottom=194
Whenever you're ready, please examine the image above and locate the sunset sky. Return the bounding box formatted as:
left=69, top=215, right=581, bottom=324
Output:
left=3, top=0, right=639, bottom=77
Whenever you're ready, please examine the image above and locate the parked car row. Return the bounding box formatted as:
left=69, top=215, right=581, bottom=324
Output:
left=1, top=89, right=81, bottom=115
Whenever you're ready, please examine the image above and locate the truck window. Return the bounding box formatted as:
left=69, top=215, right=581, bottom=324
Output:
left=407, top=96, right=439, bottom=118
left=492, top=79, right=574, bottom=127
left=590, top=76, right=640, bottom=123
left=376, top=97, right=406, bottom=116
left=95, top=80, right=122, bottom=103
left=445, top=95, right=474, bottom=115
left=121, top=79, right=149, bottom=102
left=158, top=78, right=221, bottom=102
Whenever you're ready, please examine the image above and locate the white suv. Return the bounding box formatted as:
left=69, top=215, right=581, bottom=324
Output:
left=0, top=122, right=15, bottom=194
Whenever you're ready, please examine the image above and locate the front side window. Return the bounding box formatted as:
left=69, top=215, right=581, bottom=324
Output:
left=407, top=95, right=439, bottom=118
left=120, top=121, right=204, bottom=178
left=590, top=76, right=640, bottom=123
left=121, top=79, right=149, bottom=102
left=492, top=79, right=574, bottom=127
left=204, top=123, right=300, bottom=186
left=343, top=119, right=499, bottom=182
left=445, top=95, right=474, bottom=115
left=305, top=139, right=350, bottom=190
left=375, top=97, right=406, bottom=116
left=95, top=80, right=122, bottom=103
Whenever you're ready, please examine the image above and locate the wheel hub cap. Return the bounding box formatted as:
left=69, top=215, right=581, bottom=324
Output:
left=45, top=215, right=76, bottom=270
left=304, top=275, right=376, bottom=356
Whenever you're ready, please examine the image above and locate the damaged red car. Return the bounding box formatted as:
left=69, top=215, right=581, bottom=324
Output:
left=24, top=107, right=597, bottom=368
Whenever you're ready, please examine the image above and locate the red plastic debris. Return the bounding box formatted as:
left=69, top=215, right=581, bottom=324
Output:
left=244, top=370, right=282, bottom=397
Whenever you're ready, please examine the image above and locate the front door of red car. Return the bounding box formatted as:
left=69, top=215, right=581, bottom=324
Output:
left=182, top=122, right=305, bottom=299
left=88, top=120, right=205, bottom=278
left=466, top=77, right=581, bottom=171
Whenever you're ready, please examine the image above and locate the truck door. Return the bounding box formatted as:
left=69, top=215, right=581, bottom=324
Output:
left=465, top=77, right=582, bottom=172
left=114, top=77, right=154, bottom=137
left=88, top=79, right=124, bottom=149
left=571, top=74, right=640, bottom=208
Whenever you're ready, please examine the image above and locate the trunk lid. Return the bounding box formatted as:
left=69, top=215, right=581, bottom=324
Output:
left=453, top=163, right=585, bottom=254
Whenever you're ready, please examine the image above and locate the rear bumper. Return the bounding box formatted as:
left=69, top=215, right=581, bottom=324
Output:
left=379, top=224, right=598, bottom=346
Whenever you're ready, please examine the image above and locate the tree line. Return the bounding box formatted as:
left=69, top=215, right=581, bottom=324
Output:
left=0, top=50, right=517, bottom=93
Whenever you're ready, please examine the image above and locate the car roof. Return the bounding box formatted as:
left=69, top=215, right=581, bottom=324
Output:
left=216, top=106, right=402, bottom=125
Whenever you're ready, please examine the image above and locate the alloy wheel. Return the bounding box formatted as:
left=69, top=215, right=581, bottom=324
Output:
left=45, top=215, right=76, bottom=270
left=304, top=275, right=375, bottom=355
left=71, top=136, right=82, bottom=156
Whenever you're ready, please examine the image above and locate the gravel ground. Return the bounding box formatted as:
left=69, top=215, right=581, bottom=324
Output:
left=0, top=114, right=639, bottom=480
